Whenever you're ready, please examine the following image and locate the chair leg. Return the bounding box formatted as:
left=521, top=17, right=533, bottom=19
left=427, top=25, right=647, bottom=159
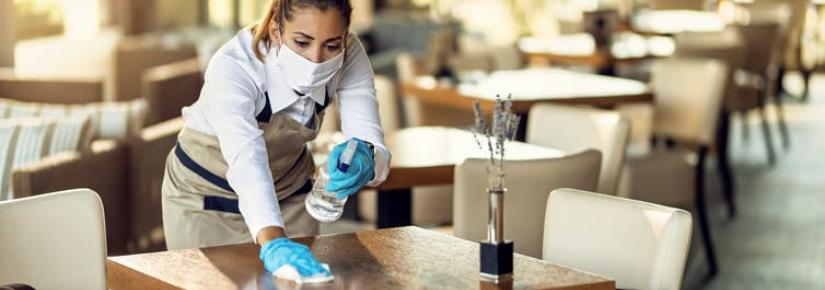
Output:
left=772, top=89, right=791, bottom=150
left=757, top=103, right=777, bottom=166
left=739, top=110, right=750, bottom=142
left=716, top=110, right=737, bottom=218
left=695, top=148, right=719, bottom=277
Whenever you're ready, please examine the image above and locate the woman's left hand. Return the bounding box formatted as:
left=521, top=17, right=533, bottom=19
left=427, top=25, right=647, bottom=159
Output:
left=326, top=138, right=375, bottom=199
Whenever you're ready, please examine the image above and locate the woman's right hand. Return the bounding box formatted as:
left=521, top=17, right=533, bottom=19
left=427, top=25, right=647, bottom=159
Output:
left=259, top=237, right=330, bottom=276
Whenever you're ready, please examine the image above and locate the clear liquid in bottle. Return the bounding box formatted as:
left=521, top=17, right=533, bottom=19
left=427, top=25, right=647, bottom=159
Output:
left=305, top=161, right=347, bottom=222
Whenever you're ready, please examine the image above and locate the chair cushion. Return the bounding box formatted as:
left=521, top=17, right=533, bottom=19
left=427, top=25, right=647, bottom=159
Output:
left=0, top=98, right=146, bottom=141
left=0, top=115, right=94, bottom=200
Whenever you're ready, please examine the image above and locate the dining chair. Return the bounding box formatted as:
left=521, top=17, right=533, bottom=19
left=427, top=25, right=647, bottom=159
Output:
left=0, top=189, right=107, bottom=290
left=747, top=2, right=797, bottom=146
left=358, top=74, right=453, bottom=226
left=453, top=150, right=601, bottom=258
left=750, top=0, right=812, bottom=103
left=527, top=104, right=629, bottom=194
left=395, top=52, right=475, bottom=128
left=544, top=188, right=692, bottom=290
left=618, top=58, right=728, bottom=277
left=731, top=22, right=783, bottom=166
left=673, top=27, right=744, bottom=216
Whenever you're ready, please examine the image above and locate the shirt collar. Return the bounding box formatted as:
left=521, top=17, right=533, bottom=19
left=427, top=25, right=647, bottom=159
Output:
left=264, top=53, right=327, bottom=113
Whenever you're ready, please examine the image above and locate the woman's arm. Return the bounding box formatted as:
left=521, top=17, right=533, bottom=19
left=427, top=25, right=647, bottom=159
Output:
left=202, top=55, right=287, bottom=245
left=336, top=36, right=392, bottom=186
left=256, top=226, right=287, bottom=244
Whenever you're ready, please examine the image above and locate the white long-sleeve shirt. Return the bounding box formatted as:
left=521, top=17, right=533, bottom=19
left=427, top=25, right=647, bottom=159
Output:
left=181, top=29, right=391, bottom=239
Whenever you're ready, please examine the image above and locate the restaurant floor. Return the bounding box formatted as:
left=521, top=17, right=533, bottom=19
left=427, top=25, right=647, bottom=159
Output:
left=683, top=72, right=825, bottom=290
left=320, top=72, right=825, bottom=290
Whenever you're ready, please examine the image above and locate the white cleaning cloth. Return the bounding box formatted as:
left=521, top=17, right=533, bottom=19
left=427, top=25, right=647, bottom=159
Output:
left=273, top=263, right=335, bottom=284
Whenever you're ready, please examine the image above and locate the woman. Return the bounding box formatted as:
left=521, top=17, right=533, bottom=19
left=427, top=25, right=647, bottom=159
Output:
left=161, top=0, right=390, bottom=276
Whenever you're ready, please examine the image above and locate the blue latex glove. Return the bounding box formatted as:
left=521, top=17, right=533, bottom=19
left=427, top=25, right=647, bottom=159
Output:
left=326, top=138, right=375, bottom=199
left=259, top=237, right=330, bottom=277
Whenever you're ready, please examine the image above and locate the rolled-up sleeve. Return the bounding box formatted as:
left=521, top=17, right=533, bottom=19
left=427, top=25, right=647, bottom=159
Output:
left=202, top=56, right=284, bottom=240
left=336, top=37, right=391, bottom=186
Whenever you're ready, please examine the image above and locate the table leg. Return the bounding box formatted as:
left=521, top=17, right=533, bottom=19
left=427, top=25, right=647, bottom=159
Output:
left=341, top=191, right=360, bottom=221
left=515, top=112, right=529, bottom=142
left=377, top=188, right=412, bottom=228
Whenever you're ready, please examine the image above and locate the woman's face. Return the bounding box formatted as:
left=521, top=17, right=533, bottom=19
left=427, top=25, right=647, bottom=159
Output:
left=270, top=7, right=346, bottom=63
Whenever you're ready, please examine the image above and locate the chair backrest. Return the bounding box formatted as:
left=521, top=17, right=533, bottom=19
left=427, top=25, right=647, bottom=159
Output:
left=453, top=150, right=601, bottom=258
left=374, top=75, right=401, bottom=134
left=395, top=52, right=475, bottom=128
left=395, top=52, right=423, bottom=83
left=0, top=77, right=104, bottom=104
left=650, top=58, right=729, bottom=146
left=749, top=0, right=807, bottom=44
left=527, top=104, right=629, bottom=194
left=0, top=189, right=107, bottom=290
left=736, top=22, right=781, bottom=74
left=674, top=27, right=744, bottom=105
left=141, top=58, right=203, bottom=126
left=543, top=188, right=692, bottom=290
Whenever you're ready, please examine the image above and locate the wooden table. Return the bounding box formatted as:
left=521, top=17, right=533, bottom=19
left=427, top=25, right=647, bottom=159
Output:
left=518, top=34, right=673, bottom=75
left=373, top=127, right=564, bottom=228
left=630, top=10, right=726, bottom=35
left=402, top=68, right=652, bottom=116
left=107, top=226, right=615, bottom=290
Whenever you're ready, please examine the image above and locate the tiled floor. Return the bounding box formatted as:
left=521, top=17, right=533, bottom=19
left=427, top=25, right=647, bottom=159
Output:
left=683, top=73, right=825, bottom=290
left=323, top=72, right=825, bottom=290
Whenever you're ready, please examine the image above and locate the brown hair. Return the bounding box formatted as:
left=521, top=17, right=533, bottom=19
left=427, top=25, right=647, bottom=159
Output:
left=251, top=0, right=353, bottom=61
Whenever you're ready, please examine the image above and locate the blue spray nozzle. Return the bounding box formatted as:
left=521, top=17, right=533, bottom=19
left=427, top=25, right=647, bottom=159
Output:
left=336, top=139, right=359, bottom=172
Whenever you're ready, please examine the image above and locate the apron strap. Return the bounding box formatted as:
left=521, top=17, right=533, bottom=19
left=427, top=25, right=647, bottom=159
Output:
left=175, top=143, right=235, bottom=193
left=315, top=86, right=331, bottom=114
left=256, top=92, right=273, bottom=122
left=175, top=143, right=315, bottom=214
left=203, top=179, right=314, bottom=214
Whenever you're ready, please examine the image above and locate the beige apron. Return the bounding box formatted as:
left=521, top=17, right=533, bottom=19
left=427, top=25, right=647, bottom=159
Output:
left=162, top=89, right=329, bottom=250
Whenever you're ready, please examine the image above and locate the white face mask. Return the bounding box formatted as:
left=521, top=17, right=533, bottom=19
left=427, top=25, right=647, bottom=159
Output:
left=274, top=34, right=345, bottom=94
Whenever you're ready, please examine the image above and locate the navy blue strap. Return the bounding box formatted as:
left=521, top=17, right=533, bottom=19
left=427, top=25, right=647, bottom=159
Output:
left=315, top=87, right=331, bottom=114
left=203, top=195, right=241, bottom=214
left=175, top=143, right=235, bottom=193
left=256, top=92, right=273, bottom=122
left=175, top=143, right=315, bottom=214
left=203, top=179, right=314, bottom=214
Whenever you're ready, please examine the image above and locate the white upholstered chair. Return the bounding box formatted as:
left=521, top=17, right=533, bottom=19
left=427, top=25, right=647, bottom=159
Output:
left=527, top=104, right=629, bottom=194
left=0, top=188, right=107, bottom=290
left=543, top=188, right=692, bottom=290
left=619, top=58, right=728, bottom=276
left=453, top=150, right=601, bottom=258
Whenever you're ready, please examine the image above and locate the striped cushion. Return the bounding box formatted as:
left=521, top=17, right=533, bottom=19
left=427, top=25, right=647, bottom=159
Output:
left=0, top=99, right=11, bottom=119
left=12, top=118, right=54, bottom=170
left=98, top=99, right=146, bottom=140
left=0, top=115, right=93, bottom=200
left=8, top=102, right=40, bottom=118
left=0, top=98, right=147, bottom=141
left=0, top=124, right=19, bottom=200
left=48, top=115, right=93, bottom=156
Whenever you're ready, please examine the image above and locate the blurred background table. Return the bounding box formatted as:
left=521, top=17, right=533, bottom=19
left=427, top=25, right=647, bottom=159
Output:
left=402, top=68, right=652, bottom=116
left=630, top=10, right=726, bottom=35
left=519, top=33, right=675, bottom=75
left=107, top=226, right=616, bottom=290
left=374, top=126, right=564, bottom=228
